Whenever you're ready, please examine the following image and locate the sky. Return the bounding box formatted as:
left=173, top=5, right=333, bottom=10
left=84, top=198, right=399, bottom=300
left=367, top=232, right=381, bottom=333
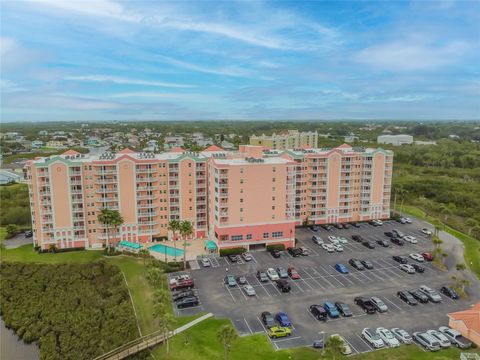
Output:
left=1, top=0, right=479, bottom=122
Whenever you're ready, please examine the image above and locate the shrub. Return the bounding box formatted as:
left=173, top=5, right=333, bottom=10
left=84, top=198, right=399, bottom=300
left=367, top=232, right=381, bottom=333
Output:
left=266, top=244, right=285, bottom=251
left=5, top=224, right=19, bottom=239
left=219, top=247, right=246, bottom=257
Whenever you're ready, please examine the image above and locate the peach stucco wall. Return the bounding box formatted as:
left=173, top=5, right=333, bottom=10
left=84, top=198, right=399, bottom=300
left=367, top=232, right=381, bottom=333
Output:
left=327, top=152, right=341, bottom=209
left=118, top=159, right=136, bottom=223
left=179, top=158, right=196, bottom=223
left=50, top=162, right=72, bottom=228
left=29, top=166, right=43, bottom=245
left=371, top=153, right=385, bottom=205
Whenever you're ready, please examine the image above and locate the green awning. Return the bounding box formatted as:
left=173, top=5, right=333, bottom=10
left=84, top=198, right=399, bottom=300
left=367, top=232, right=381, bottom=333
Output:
left=204, top=240, right=217, bottom=250
left=118, top=240, right=143, bottom=250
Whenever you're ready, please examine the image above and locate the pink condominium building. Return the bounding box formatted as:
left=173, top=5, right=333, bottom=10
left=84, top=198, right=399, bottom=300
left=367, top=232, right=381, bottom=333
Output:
left=25, top=144, right=393, bottom=251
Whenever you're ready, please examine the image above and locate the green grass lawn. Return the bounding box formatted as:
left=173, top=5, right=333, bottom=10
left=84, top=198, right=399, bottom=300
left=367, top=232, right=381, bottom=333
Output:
left=0, top=227, right=6, bottom=241
left=398, top=204, right=480, bottom=279
left=1, top=244, right=104, bottom=263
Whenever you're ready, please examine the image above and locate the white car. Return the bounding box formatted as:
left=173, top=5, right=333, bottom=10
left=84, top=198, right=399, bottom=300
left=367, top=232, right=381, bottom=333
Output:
left=421, top=228, right=432, bottom=235
left=200, top=257, right=211, bottom=267
left=266, top=268, right=279, bottom=281
left=333, top=244, right=344, bottom=252
left=404, top=217, right=412, bottom=224
left=400, top=264, right=416, bottom=274
left=330, top=334, right=352, bottom=355
left=337, top=237, right=349, bottom=244
left=403, top=236, right=417, bottom=244
left=322, top=243, right=335, bottom=253
left=391, top=328, right=413, bottom=344
left=243, top=285, right=256, bottom=296
left=374, top=219, right=384, bottom=225
left=362, top=328, right=385, bottom=348
left=376, top=327, right=400, bottom=347
left=242, top=253, right=253, bottom=261
left=409, top=253, right=425, bottom=262
left=312, top=235, right=323, bottom=245
left=327, top=235, right=338, bottom=243
left=169, top=274, right=190, bottom=285
left=426, top=330, right=451, bottom=348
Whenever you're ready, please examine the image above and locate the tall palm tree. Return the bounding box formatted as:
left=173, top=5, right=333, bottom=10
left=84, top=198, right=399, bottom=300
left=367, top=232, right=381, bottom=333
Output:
left=180, top=220, right=193, bottom=270
left=216, top=325, right=237, bottom=360
left=325, top=335, right=346, bottom=360
left=98, top=208, right=124, bottom=249
left=167, top=220, right=180, bottom=262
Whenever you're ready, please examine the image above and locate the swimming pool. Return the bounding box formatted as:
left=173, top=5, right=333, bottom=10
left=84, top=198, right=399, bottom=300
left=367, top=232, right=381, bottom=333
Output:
left=149, top=244, right=184, bottom=257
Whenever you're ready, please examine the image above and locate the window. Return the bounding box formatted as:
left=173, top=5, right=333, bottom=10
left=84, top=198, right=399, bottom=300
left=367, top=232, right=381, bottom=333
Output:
left=240, top=208, right=243, bottom=212
left=246, top=234, right=252, bottom=240
left=231, top=235, right=243, bottom=241
left=240, top=179, right=244, bottom=184
left=272, top=206, right=275, bottom=210
left=272, top=231, right=283, bottom=238
left=240, top=168, right=244, bottom=174
left=263, top=232, right=269, bottom=239
left=272, top=177, right=276, bottom=182
left=272, top=196, right=275, bottom=201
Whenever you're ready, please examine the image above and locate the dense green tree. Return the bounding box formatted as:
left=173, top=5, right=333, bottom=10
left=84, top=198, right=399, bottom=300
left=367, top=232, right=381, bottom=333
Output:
left=179, top=220, right=194, bottom=270
left=97, top=209, right=124, bottom=248
left=216, top=324, right=238, bottom=360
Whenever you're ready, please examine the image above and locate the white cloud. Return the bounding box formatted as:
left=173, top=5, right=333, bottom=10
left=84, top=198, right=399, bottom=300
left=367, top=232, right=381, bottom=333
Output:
left=355, top=38, right=471, bottom=71
left=0, top=79, right=26, bottom=93
left=106, top=91, right=218, bottom=102
left=64, top=75, right=194, bottom=88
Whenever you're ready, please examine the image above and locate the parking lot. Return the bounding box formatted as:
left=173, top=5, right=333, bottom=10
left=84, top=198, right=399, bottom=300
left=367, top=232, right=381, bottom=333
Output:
left=169, top=219, right=480, bottom=354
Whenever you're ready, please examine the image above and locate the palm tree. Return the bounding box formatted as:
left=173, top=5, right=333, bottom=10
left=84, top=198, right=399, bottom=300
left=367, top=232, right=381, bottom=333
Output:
left=158, top=312, right=176, bottom=356
left=180, top=220, right=194, bottom=270
left=465, top=219, right=479, bottom=236
left=167, top=220, right=180, bottom=262
left=216, top=325, right=237, bottom=360
left=98, top=208, right=124, bottom=249
left=325, top=335, right=346, bottom=360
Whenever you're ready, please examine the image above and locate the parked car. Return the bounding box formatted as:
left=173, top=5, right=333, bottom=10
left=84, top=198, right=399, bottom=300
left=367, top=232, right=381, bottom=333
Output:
left=225, top=275, right=237, bottom=287
left=392, top=229, right=405, bottom=238
left=349, top=258, right=364, bottom=270
left=352, top=234, right=363, bottom=242
left=257, top=270, right=269, bottom=282
left=355, top=297, right=376, bottom=314
left=176, top=296, right=199, bottom=308
left=228, top=254, right=240, bottom=263
left=362, top=328, right=385, bottom=348
left=343, top=223, right=350, bottom=229
left=334, top=223, right=344, bottom=229
left=376, top=327, right=400, bottom=347
left=419, top=285, right=442, bottom=303
left=276, top=267, right=289, bottom=279
left=270, top=249, right=282, bottom=258
left=242, top=253, right=253, bottom=261
left=322, top=243, right=335, bottom=253
left=337, top=237, right=348, bottom=244
left=397, top=290, right=418, bottom=306
left=426, top=330, right=451, bottom=348
left=369, top=220, right=380, bottom=227
left=412, top=264, right=425, bottom=273
left=333, top=244, right=344, bottom=252
left=393, top=255, right=408, bottom=264
left=243, top=285, right=256, bottom=296
left=384, top=231, right=395, bottom=238
left=261, top=311, right=276, bottom=328
left=330, top=334, right=352, bottom=355
left=311, top=225, right=320, bottom=232
left=287, top=247, right=303, bottom=257
left=438, top=326, right=472, bottom=349
left=313, top=339, right=325, bottom=348
left=377, top=239, right=390, bottom=247
left=390, top=237, right=405, bottom=246
left=412, top=332, right=441, bottom=351
left=403, top=236, right=417, bottom=244
left=351, top=222, right=361, bottom=228
left=404, top=217, right=412, bottom=223
left=267, top=326, right=291, bottom=339
left=397, top=217, right=408, bottom=224
left=200, top=257, right=211, bottom=267
left=275, top=312, right=292, bottom=327
left=335, top=263, right=349, bottom=274
left=288, top=267, right=300, bottom=279
left=309, top=304, right=327, bottom=321
left=361, top=260, right=374, bottom=269
left=299, top=247, right=310, bottom=256
left=422, top=252, right=434, bottom=261
left=335, top=302, right=353, bottom=317
left=409, top=289, right=429, bottom=303
left=266, top=268, right=279, bottom=281
left=409, top=253, right=425, bottom=262
left=170, top=278, right=194, bottom=291
left=362, top=241, right=375, bottom=249
left=24, top=230, right=33, bottom=237
left=440, top=286, right=459, bottom=299
left=391, top=328, right=413, bottom=344
left=400, top=264, right=416, bottom=274
left=236, top=276, right=247, bottom=285
left=374, top=219, right=384, bottom=225
left=276, top=279, right=291, bottom=293
left=173, top=290, right=195, bottom=302
left=421, top=228, right=433, bottom=235
left=323, top=301, right=340, bottom=318
left=312, top=235, right=323, bottom=245
left=370, top=297, right=388, bottom=312
left=169, top=274, right=191, bottom=285
left=328, top=235, right=339, bottom=244
left=322, top=224, right=333, bottom=231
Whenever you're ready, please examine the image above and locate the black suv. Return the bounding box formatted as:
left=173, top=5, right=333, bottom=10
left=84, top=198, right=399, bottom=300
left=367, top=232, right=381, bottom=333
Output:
left=322, top=224, right=333, bottom=231
left=349, top=258, right=364, bottom=270
left=309, top=305, right=327, bottom=321
left=276, top=279, right=291, bottom=293
left=173, top=290, right=195, bottom=302
left=362, top=241, right=375, bottom=249
left=384, top=231, right=395, bottom=238
left=287, top=247, right=303, bottom=257
left=393, top=255, right=408, bottom=264
left=228, top=254, right=240, bottom=263
left=391, top=237, right=405, bottom=246
left=334, top=223, right=344, bottom=229
left=409, top=289, right=429, bottom=303
left=412, top=264, right=425, bottom=273
left=261, top=311, right=276, bottom=328
left=376, top=239, right=390, bottom=247
left=440, top=286, right=459, bottom=299
left=177, top=296, right=199, bottom=309
left=352, top=235, right=363, bottom=242
left=270, top=249, right=282, bottom=258
left=397, top=291, right=418, bottom=306
left=354, top=297, right=376, bottom=314
left=335, top=302, right=353, bottom=317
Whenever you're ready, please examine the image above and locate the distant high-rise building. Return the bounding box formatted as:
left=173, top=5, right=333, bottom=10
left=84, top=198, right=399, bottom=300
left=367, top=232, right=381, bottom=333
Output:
left=250, top=130, right=318, bottom=150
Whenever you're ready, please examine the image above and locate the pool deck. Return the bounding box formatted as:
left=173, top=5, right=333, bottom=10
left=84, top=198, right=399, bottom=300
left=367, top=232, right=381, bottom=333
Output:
left=146, top=239, right=207, bottom=262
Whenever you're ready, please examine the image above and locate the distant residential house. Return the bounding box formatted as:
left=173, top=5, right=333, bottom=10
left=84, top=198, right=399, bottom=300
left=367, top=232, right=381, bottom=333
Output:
left=38, top=130, right=48, bottom=136
left=144, top=139, right=159, bottom=152
left=86, top=137, right=99, bottom=146
left=220, top=140, right=236, bottom=150
left=32, top=140, right=44, bottom=149
left=196, top=138, right=214, bottom=147
left=164, top=136, right=184, bottom=149
left=344, top=134, right=359, bottom=143
left=377, top=134, right=413, bottom=146
left=0, top=170, right=21, bottom=185
left=414, top=141, right=437, bottom=146
left=46, top=140, right=67, bottom=149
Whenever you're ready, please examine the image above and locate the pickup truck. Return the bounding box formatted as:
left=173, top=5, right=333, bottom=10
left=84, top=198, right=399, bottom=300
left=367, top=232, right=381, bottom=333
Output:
left=439, top=326, right=472, bottom=349
left=170, top=278, right=194, bottom=291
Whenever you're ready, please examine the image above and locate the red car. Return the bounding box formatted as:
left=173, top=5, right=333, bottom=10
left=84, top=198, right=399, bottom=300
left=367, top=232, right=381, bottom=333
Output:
left=170, top=278, right=194, bottom=291
left=288, top=267, right=300, bottom=279
left=422, top=252, right=434, bottom=261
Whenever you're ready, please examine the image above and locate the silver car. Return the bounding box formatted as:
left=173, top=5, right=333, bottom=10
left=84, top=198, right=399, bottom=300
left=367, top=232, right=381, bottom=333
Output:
left=413, top=332, right=441, bottom=351
left=391, top=328, right=413, bottom=344
left=200, top=257, right=211, bottom=267
left=370, top=297, right=388, bottom=312
left=243, top=285, right=256, bottom=296
left=426, top=329, right=451, bottom=348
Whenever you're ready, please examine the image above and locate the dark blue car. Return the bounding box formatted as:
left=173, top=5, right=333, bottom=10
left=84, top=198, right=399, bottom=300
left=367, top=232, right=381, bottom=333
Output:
left=275, top=311, right=292, bottom=327
left=323, top=301, right=340, bottom=318
left=335, top=263, right=349, bottom=274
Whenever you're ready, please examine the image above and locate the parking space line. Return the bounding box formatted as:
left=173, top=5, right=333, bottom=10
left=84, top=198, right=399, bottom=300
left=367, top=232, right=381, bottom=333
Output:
left=344, top=337, right=360, bottom=355
left=244, top=317, right=253, bottom=334
left=289, top=278, right=305, bottom=293
left=381, top=296, right=403, bottom=311
left=273, top=336, right=302, bottom=343
left=224, top=284, right=237, bottom=303
left=252, top=276, right=273, bottom=298
left=356, top=334, right=374, bottom=351
left=297, top=277, right=315, bottom=291
left=304, top=267, right=332, bottom=288
left=439, top=293, right=455, bottom=303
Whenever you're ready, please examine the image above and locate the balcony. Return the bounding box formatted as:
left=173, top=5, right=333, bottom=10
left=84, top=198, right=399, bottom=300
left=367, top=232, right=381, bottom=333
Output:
left=139, top=221, right=158, bottom=226
left=69, top=170, right=82, bottom=176
left=138, top=211, right=156, bottom=217
left=218, top=172, right=228, bottom=179
left=137, top=203, right=155, bottom=209
left=99, top=197, right=118, bottom=202
left=96, top=178, right=117, bottom=184
left=136, top=175, right=157, bottom=181
left=96, top=169, right=117, bottom=175
left=137, top=194, right=156, bottom=200
left=137, top=185, right=157, bottom=191
left=40, top=200, right=51, bottom=205
left=136, top=167, right=156, bottom=174
left=71, top=189, right=83, bottom=194
left=96, top=187, right=117, bottom=194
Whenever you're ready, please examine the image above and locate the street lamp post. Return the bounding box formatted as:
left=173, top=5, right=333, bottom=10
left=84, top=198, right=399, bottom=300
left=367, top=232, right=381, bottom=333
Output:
left=319, top=331, right=325, bottom=356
